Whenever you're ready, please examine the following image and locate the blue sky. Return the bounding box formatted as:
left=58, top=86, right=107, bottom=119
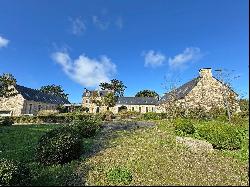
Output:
left=0, top=0, right=249, bottom=103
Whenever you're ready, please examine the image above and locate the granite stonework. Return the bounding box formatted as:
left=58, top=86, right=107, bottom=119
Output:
left=82, top=68, right=240, bottom=114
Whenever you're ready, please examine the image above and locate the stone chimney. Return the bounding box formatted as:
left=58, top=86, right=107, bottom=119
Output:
left=199, top=68, right=212, bottom=78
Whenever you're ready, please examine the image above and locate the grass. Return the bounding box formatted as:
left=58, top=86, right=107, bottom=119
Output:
left=0, top=124, right=86, bottom=186
left=0, top=124, right=60, bottom=162
left=0, top=119, right=249, bottom=186
left=82, top=119, right=249, bottom=186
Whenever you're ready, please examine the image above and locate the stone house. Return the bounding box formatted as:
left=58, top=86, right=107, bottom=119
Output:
left=158, top=68, right=240, bottom=113
left=82, top=88, right=158, bottom=114
left=0, top=85, right=70, bottom=116
left=82, top=68, right=240, bottom=114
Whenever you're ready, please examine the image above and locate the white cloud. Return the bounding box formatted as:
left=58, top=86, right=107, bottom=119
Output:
left=142, top=50, right=166, bottom=68
left=115, top=16, right=123, bottom=29
left=69, top=17, right=86, bottom=35
left=51, top=52, right=116, bottom=87
left=168, top=47, right=203, bottom=69
left=0, top=36, right=9, bottom=48
left=92, top=16, right=109, bottom=30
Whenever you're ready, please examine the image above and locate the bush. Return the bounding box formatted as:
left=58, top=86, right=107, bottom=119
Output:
left=0, top=117, right=14, bottom=126
left=174, top=119, right=195, bottom=135
left=143, top=112, right=161, bottom=120
left=101, top=110, right=115, bottom=121
left=37, top=110, right=59, bottom=116
left=106, top=167, right=133, bottom=185
left=117, top=111, right=141, bottom=119
left=197, top=122, right=243, bottom=150
left=11, top=113, right=101, bottom=124
left=69, top=119, right=101, bottom=138
left=35, top=127, right=83, bottom=165
left=0, top=158, right=31, bottom=186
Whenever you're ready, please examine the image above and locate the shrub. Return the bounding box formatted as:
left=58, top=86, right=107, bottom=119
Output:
left=106, top=167, right=133, bottom=185
left=37, top=110, right=59, bottom=116
left=101, top=110, right=115, bottom=121
left=0, top=117, right=14, bottom=126
left=197, top=122, right=243, bottom=150
left=117, top=111, right=141, bottom=119
left=69, top=119, right=101, bottom=138
left=0, top=158, right=31, bottom=186
left=143, top=112, right=161, bottom=120
left=174, top=119, right=195, bottom=135
left=35, top=127, right=83, bottom=165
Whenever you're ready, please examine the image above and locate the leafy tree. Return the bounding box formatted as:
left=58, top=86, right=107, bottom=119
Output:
left=40, top=84, right=68, bottom=100
left=103, top=92, right=117, bottom=107
left=135, top=89, right=159, bottom=98
left=0, top=73, right=17, bottom=98
left=99, top=79, right=127, bottom=97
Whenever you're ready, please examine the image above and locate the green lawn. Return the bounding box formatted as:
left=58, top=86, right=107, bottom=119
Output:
left=0, top=120, right=249, bottom=186
left=0, top=124, right=60, bottom=162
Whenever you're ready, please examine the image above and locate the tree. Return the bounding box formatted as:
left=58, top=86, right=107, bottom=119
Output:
left=135, top=90, right=159, bottom=98
left=40, top=84, right=68, bottom=100
left=0, top=73, right=17, bottom=98
left=161, top=74, right=183, bottom=119
left=103, top=92, right=117, bottom=108
left=99, top=79, right=127, bottom=97
left=214, top=69, right=240, bottom=123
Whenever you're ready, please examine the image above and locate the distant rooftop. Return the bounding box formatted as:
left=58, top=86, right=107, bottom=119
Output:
left=15, top=85, right=70, bottom=105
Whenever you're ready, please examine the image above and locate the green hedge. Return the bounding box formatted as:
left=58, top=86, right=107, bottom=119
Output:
left=197, top=121, right=243, bottom=150
left=11, top=113, right=102, bottom=124
left=0, top=158, right=31, bottom=186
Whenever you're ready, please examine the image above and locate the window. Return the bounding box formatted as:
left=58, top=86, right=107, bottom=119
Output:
left=96, top=107, right=99, bottom=113
left=38, top=105, right=42, bottom=111
left=29, top=104, right=32, bottom=114
left=107, top=107, right=109, bottom=111
left=146, top=107, right=148, bottom=113
left=0, top=111, right=12, bottom=117
left=152, top=107, right=154, bottom=112
left=86, top=99, right=89, bottom=103
left=132, top=107, right=134, bottom=111
left=139, top=107, right=141, bottom=113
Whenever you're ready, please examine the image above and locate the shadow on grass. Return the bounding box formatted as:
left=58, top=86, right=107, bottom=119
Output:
left=82, top=121, right=156, bottom=159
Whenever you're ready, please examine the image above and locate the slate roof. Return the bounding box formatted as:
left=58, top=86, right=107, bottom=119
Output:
left=116, top=97, right=158, bottom=105
left=158, top=77, right=200, bottom=104
left=15, top=85, right=70, bottom=104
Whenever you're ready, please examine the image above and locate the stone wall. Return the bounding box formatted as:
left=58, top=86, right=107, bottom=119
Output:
left=23, top=100, right=58, bottom=115
left=82, top=96, right=156, bottom=114
left=113, top=104, right=156, bottom=114
left=0, top=94, right=25, bottom=116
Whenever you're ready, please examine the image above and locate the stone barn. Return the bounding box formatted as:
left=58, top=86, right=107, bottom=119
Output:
left=0, top=85, right=70, bottom=116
